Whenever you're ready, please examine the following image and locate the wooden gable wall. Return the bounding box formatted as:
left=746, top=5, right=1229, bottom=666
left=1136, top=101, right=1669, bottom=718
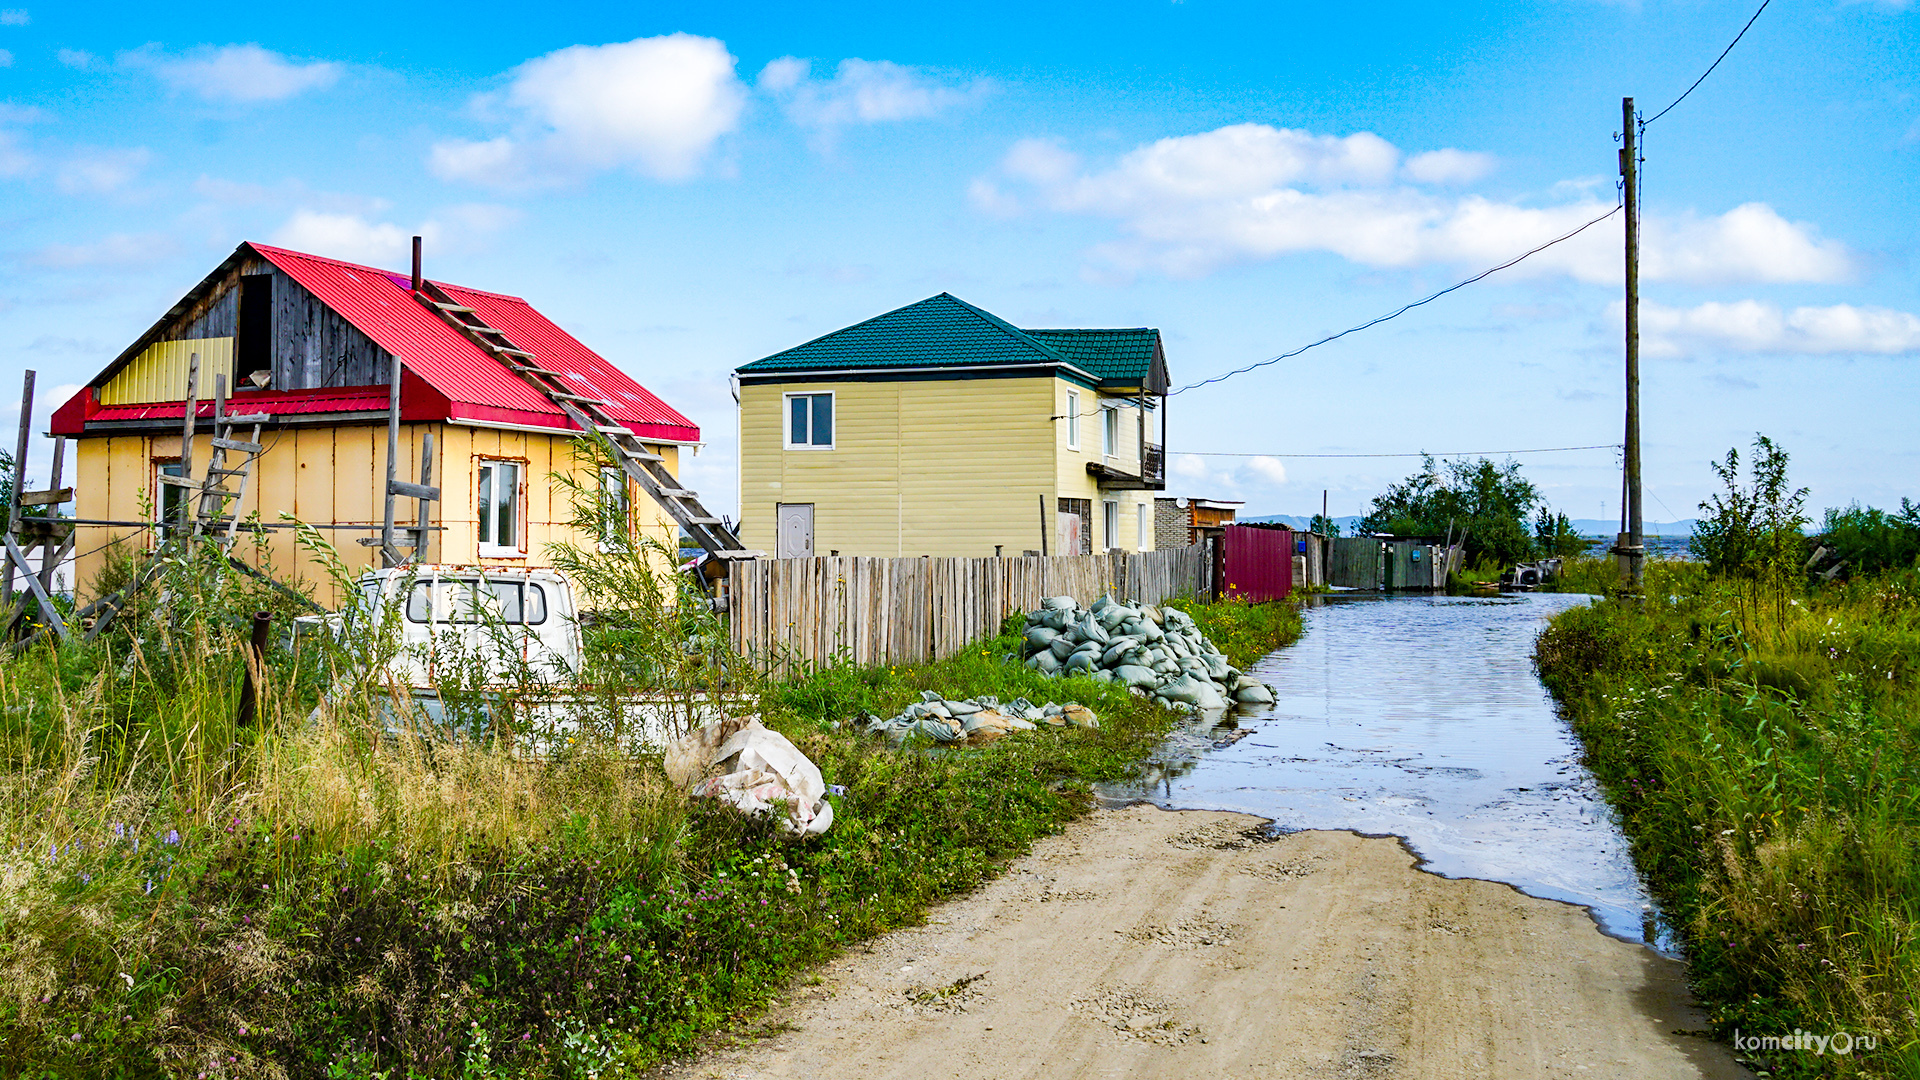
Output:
left=98, top=254, right=395, bottom=404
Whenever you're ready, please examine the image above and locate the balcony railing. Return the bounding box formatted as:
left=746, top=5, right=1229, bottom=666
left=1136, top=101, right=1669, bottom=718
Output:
left=1086, top=442, right=1167, bottom=491
left=1143, top=442, right=1164, bottom=485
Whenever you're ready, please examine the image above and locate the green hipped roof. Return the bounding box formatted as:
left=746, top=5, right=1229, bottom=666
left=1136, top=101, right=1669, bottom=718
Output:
left=737, top=293, right=1164, bottom=388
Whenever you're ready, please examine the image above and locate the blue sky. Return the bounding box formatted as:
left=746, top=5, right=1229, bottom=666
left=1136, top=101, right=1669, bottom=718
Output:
left=1, top=0, right=1915, bottom=528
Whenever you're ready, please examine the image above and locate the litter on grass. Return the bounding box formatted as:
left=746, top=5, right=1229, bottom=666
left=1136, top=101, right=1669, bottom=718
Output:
left=668, top=716, right=834, bottom=835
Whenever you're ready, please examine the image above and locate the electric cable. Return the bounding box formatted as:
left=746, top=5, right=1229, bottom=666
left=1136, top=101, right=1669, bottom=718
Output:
left=1177, top=443, right=1621, bottom=460
left=1166, top=203, right=1623, bottom=399
left=1642, top=0, right=1773, bottom=127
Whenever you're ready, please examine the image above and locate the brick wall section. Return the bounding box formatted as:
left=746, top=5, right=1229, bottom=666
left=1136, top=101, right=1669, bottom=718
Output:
left=1154, top=498, right=1190, bottom=549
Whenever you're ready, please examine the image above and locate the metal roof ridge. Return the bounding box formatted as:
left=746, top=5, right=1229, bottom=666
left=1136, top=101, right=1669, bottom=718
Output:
left=246, top=242, right=529, bottom=304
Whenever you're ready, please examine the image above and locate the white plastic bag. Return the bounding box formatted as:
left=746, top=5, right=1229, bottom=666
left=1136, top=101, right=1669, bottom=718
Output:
left=684, top=720, right=834, bottom=836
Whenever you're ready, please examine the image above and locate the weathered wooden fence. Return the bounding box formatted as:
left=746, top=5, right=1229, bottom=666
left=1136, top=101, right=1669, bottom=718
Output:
left=1328, top=537, right=1463, bottom=590
left=727, top=545, right=1210, bottom=670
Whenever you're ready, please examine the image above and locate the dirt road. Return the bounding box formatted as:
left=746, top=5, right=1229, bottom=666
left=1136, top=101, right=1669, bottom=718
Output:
left=656, top=804, right=1744, bottom=1080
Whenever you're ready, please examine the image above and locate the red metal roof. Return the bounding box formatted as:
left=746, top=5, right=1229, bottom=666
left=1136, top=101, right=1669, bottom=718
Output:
left=52, top=243, right=699, bottom=442
left=250, top=244, right=698, bottom=442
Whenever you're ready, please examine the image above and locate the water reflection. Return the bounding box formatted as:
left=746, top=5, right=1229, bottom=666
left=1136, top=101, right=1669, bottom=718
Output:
left=1098, top=592, right=1673, bottom=951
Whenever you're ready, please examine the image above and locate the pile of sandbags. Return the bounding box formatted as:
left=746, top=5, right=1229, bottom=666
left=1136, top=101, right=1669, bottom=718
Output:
left=864, top=691, right=1098, bottom=746
left=1019, top=595, right=1274, bottom=710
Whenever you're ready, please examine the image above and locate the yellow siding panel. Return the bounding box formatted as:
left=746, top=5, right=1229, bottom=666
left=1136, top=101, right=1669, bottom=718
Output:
left=99, top=339, right=235, bottom=405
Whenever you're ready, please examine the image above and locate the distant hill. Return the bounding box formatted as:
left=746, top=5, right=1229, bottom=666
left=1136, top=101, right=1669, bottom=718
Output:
left=1237, top=514, right=1365, bottom=533
left=1567, top=519, right=1697, bottom=538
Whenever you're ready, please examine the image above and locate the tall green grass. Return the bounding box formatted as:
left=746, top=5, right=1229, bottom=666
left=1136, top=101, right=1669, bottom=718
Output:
left=0, top=495, right=1301, bottom=1078
left=1536, top=562, right=1920, bottom=1078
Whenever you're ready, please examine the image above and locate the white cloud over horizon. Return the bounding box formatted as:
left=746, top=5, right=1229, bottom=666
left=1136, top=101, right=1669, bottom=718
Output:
left=431, top=33, right=747, bottom=189
left=758, top=56, right=988, bottom=144
left=973, top=123, right=1857, bottom=286
left=1637, top=300, right=1920, bottom=357
left=268, top=204, right=522, bottom=265
left=136, top=44, right=342, bottom=103
left=28, top=231, right=177, bottom=269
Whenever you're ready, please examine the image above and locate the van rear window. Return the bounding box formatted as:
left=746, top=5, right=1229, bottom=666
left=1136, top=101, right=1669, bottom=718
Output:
left=404, top=579, right=548, bottom=625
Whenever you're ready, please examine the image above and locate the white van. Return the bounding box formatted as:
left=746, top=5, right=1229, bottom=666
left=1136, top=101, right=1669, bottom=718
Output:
left=304, top=565, right=735, bottom=751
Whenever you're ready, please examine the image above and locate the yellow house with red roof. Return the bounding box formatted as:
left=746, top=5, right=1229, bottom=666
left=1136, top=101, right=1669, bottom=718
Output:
left=52, top=242, right=700, bottom=603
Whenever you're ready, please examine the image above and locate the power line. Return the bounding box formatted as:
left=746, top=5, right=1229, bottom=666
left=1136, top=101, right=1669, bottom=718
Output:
left=1642, top=0, right=1772, bottom=127
left=1177, top=443, right=1622, bottom=460
left=1168, top=203, right=1623, bottom=398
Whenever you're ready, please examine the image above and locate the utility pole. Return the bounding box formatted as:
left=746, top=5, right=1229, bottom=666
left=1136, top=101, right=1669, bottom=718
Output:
left=1618, top=96, right=1645, bottom=596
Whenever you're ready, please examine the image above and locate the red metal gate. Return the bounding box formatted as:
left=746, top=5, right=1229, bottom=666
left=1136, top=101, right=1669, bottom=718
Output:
left=1219, top=525, right=1293, bottom=602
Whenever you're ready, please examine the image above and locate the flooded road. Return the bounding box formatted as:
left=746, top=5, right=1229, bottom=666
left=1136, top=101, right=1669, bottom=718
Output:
left=1100, top=592, right=1666, bottom=949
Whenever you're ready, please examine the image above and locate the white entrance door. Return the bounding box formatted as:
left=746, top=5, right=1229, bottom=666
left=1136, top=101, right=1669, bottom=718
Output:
left=776, top=503, right=815, bottom=559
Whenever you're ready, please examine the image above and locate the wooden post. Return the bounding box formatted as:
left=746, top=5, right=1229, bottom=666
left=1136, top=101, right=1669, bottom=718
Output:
left=380, top=352, right=403, bottom=567
left=236, top=610, right=270, bottom=728
left=5, top=370, right=32, bottom=602
left=177, top=354, right=199, bottom=539
left=412, top=429, right=435, bottom=562
left=38, top=436, right=64, bottom=594
left=1037, top=493, right=1048, bottom=557
left=1621, top=96, right=1645, bottom=595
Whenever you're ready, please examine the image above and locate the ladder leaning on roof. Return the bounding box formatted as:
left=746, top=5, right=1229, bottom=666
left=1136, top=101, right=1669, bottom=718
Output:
left=407, top=278, right=760, bottom=561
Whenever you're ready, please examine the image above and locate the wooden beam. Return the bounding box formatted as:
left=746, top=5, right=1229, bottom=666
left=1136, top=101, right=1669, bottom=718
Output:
left=5, top=369, right=32, bottom=602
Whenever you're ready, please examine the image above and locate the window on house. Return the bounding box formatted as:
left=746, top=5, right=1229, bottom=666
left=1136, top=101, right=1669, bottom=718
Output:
left=1065, top=390, right=1080, bottom=449
left=1103, top=500, right=1119, bottom=551
left=154, top=460, right=185, bottom=537
left=476, top=459, right=522, bottom=554
left=785, top=392, right=834, bottom=449
left=1138, top=504, right=1149, bottom=550
left=1102, top=406, right=1119, bottom=457
left=235, top=274, right=273, bottom=388
left=599, top=466, right=631, bottom=547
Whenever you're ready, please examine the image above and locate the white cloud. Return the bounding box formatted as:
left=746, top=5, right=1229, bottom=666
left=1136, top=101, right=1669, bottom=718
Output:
left=1243, top=456, right=1289, bottom=485
left=269, top=205, right=520, bottom=265
left=1639, top=300, right=1920, bottom=357
left=29, top=232, right=177, bottom=269
left=138, top=44, right=341, bottom=103
left=56, top=48, right=97, bottom=70
left=759, top=57, right=988, bottom=140
left=982, top=123, right=1856, bottom=286
left=0, top=9, right=26, bottom=25
left=0, top=129, right=31, bottom=177
left=0, top=49, right=13, bottom=68
left=431, top=33, right=746, bottom=188
left=55, top=146, right=150, bottom=194
left=1404, top=148, right=1495, bottom=185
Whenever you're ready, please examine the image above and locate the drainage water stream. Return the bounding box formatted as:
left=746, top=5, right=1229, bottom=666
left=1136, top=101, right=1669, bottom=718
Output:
left=1098, top=592, right=1671, bottom=951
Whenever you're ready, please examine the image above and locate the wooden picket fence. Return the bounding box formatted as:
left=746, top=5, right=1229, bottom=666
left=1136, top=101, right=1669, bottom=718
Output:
left=727, top=546, right=1210, bottom=671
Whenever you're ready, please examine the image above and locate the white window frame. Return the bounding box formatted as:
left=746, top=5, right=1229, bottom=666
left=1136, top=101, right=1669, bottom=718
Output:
left=1065, top=389, right=1080, bottom=450
left=783, top=390, right=835, bottom=450
left=598, top=465, right=632, bottom=550
left=1103, top=499, right=1119, bottom=552
left=154, top=458, right=186, bottom=539
left=1102, top=404, right=1119, bottom=457
left=1137, top=503, right=1150, bottom=551
left=476, top=458, right=524, bottom=557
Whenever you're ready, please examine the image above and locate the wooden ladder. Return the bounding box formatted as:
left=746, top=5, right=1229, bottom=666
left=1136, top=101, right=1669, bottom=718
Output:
left=410, top=280, right=759, bottom=560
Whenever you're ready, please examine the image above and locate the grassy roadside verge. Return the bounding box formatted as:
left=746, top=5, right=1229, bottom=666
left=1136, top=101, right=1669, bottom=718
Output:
left=1534, top=563, right=1919, bottom=1078
left=1, top=594, right=1299, bottom=1080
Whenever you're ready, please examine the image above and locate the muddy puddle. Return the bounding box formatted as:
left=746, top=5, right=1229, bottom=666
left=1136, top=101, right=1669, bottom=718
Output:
left=1098, top=592, right=1674, bottom=952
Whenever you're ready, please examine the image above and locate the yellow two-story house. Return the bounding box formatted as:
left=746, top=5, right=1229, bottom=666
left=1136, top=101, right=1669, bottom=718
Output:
left=734, top=293, right=1168, bottom=558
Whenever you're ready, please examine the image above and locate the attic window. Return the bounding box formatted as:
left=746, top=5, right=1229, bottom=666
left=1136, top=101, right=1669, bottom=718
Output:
left=235, top=274, right=273, bottom=387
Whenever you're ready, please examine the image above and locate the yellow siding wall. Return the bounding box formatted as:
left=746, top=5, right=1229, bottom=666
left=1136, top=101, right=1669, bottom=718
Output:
left=99, top=339, right=236, bottom=405
left=739, top=376, right=1153, bottom=557
left=1052, top=382, right=1155, bottom=553
left=71, top=424, right=678, bottom=608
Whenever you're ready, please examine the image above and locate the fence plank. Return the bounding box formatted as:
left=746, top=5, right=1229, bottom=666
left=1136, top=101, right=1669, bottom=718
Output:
left=728, top=545, right=1210, bottom=671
